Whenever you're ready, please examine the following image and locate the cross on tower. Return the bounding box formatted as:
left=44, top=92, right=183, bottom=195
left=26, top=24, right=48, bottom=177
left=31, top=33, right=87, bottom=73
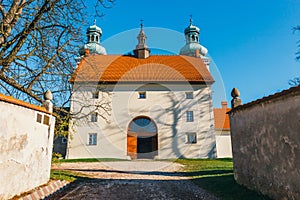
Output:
left=140, top=19, right=144, bottom=29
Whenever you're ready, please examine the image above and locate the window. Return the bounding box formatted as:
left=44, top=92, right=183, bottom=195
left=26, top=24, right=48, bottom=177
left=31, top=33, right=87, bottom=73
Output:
left=92, top=91, right=99, bottom=99
left=91, top=113, right=98, bottom=122
left=88, top=133, right=97, bottom=145
left=186, top=111, right=194, bottom=122
left=186, top=133, right=197, bottom=144
left=186, top=92, right=193, bottom=99
left=192, top=35, right=195, bottom=41
left=36, top=113, right=42, bottom=123
left=43, top=115, right=50, bottom=125
left=139, top=91, right=146, bottom=99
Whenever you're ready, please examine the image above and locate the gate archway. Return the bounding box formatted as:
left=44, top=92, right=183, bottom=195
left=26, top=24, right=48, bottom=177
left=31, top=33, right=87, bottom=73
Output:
left=127, top=116, right=158, bottom=159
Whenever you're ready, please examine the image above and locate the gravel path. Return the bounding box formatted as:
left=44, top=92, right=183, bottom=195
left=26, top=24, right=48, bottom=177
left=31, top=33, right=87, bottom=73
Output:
left=50, top=161, right=218, bottom=200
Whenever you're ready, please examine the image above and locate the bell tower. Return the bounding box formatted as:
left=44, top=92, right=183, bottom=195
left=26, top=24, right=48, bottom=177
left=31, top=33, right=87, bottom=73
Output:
left=79, top=20, right=107, bottom=56
left=133, top=21, right=150, bottom=59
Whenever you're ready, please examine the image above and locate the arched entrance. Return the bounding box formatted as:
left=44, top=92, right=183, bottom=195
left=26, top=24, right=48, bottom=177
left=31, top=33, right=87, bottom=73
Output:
left=127, top=116, right=158, bottom=159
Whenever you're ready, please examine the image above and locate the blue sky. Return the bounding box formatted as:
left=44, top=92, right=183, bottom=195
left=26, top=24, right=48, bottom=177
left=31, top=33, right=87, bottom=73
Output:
left=87, top=0, right=300, bottom=107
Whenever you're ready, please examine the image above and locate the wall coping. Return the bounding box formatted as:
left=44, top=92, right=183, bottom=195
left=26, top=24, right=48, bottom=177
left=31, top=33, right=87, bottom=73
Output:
left=228, top=85, right=300, bottom=114
left=0, top=93, right=52, bottom=115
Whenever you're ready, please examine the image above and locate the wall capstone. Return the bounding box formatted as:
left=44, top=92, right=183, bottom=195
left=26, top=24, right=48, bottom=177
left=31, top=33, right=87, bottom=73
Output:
left=231, top=88, right=242, bottom=108
left=43, top=90, right=53, bottom=113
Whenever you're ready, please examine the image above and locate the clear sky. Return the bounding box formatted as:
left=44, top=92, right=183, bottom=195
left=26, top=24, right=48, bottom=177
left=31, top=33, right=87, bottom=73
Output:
left=87, top=0, right=300, bottom=108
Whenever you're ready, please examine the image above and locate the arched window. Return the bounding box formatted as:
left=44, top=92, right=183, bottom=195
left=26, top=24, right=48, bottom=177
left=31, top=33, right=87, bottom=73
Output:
left=95, top=35, right=99, bottom=42
left=128, top=117, right=157, bottom=133
left=192, top=35, right=195, bottom=41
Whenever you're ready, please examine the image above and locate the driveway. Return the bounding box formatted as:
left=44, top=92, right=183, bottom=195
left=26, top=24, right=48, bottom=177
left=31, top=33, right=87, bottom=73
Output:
left=50, top=161, right=218, bottom=200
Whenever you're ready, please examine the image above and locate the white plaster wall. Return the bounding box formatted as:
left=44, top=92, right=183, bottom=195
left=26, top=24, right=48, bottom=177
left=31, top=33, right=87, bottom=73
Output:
left=0, top=102, right=55, bottom=199
left=68, top=83, right=215, bottom=159
left=215, top=135, right=232, bottom=158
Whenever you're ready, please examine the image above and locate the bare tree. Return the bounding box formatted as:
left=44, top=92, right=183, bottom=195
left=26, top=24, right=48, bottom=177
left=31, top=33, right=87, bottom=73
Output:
left=0, top=0, right=114, bottom=134
left=0, top=0, right=114, bottom=104
left=288, top=77, right=300, bottom=86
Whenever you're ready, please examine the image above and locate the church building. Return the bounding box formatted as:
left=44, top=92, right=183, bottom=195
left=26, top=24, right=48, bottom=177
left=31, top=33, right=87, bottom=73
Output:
left=67, top=19, right=216, bottom=159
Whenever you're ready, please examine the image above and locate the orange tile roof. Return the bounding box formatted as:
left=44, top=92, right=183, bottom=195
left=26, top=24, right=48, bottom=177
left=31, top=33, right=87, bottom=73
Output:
left=0, top=94, right=49, bottom=114
left=70, top=55, right=214, bottom=83
left=213, top=107, right=231, bottom=130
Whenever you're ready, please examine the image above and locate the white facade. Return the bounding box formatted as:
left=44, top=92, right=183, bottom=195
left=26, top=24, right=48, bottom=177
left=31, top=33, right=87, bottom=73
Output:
left=67, top=20, right=216, bottom=159
left=67, top=82, right=216, bottom=159
left=0, top=97, right=55, bottom=199
left=215, top=135, right=232, bottom=158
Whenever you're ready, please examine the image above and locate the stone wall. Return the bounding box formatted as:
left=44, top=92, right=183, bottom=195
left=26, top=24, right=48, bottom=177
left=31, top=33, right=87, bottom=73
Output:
left=0, top=99, right=55, bottom=199
left=228, top=86, right=300, bottom=199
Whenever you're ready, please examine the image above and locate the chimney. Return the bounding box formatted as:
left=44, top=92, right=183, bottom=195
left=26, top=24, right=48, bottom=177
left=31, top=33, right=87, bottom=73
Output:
left=85, top=48, right=90, bottom=56
left=221, top=101, right=228, bottom=109
left=195, top=49, right=200, bottom=57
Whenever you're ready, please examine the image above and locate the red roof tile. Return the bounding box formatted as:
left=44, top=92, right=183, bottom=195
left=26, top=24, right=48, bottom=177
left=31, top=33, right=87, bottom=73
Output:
left=213, top=106, right=231, bottom=130
left=70, top=55, right=214, bottom=83
left=0, top=94, right=49, bottom=114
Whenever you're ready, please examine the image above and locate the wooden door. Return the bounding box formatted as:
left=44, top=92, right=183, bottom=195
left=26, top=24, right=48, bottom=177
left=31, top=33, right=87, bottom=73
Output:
left=127, top=132, right=137, bottom=159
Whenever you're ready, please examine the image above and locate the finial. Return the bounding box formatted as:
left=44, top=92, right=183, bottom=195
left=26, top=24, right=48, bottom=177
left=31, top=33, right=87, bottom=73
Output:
left=231, top=88, right=240, bottom=98
left=140, top=19, right=144, bottom=29
left=231, top=88, right=242, bottom=108
left=43, top=90, right=53, bottom=113
left=94, top=19, right=96, bottom=25
left=44, top=90, right=53, bottom=101
left=189, top=14, right=193, bottom=25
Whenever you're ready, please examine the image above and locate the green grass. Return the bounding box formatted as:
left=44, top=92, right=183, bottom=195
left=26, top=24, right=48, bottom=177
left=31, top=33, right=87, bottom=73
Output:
left=175, top=158, right=270, bottom=200
left=50, top=169, right=88, bottom=182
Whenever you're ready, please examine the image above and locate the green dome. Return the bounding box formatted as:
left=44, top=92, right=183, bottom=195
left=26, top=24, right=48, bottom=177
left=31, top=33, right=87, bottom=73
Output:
left=180, top=18, right=207, bottom=57
left=87, top=24, right=102, bottom=35
left=79, top=21, right=107, bottom=56
left=184, top=24, right=200, bottom=34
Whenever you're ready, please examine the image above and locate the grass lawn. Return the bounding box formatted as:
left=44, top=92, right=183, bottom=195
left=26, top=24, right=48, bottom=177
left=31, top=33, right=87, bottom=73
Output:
left=50, top=169, right=89, bottom=182
left=175, top=158, right=270, bottom=200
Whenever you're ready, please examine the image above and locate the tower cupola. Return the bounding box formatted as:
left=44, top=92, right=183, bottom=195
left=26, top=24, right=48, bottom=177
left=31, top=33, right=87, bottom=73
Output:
left=133, top=21, right=150, bottom=59
left=180, top=18, right=208, bottom=57
left=79, top=20, right=107, bottom=56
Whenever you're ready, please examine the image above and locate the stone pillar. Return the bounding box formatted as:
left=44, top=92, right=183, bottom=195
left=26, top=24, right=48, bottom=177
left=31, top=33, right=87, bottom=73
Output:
left=43, top=90, right=53, bottom=113
left=231, top=88, right=242, bottom=108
